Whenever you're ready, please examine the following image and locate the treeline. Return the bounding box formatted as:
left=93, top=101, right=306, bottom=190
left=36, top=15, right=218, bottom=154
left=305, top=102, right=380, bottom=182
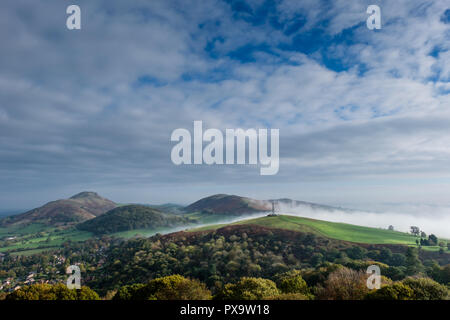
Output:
left=1, top=225, right=449, bottom=299
left=109, top=271, right=450, bottom=300
left=2, top=271, right=448, bottom=300
left=3, top=283, right=99, bottom=300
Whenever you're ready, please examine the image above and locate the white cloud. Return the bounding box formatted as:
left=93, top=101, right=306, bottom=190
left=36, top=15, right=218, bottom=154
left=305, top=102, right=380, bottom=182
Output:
left=0, top=0, right=450, bottom=210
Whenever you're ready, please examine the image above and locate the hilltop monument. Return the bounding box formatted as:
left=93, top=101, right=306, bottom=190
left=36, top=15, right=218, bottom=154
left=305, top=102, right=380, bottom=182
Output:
left=268, top=200, right=278, bottom=217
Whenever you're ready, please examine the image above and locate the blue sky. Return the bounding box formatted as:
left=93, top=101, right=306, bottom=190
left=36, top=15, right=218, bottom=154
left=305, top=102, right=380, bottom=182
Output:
left=0, top=0, right=450, bottom=212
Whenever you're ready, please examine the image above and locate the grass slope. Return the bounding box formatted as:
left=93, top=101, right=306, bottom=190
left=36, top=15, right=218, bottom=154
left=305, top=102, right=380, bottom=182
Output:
left=191, top=215, right=423, bottom=245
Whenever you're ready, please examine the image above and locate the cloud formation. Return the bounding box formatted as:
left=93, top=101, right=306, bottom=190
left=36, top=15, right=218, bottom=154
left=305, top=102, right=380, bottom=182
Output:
left=0, top=0, right=449, bottom=222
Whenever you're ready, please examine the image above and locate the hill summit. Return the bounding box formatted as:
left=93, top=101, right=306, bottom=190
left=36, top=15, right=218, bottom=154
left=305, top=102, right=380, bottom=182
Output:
left=77, top=205, right=189, bottom=234
left=70, top=191, right=101, bottom=199
left=184, top=194, right=271, bottom=215
left=0, top=191, right=116, bottom=227
left=184, top=194, right=349, bottom=216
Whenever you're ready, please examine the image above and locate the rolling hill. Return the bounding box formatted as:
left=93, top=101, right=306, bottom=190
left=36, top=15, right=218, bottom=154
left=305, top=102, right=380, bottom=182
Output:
left=190, top=214, right=424, bottom=245
left=184, top=194, right=271, bottom=215
left=184, top=194, right=352, bottom=216
left=0, top=192, right=116, bottom=227
left=76, top=205, right=190, bottom=235
left=148, top=203, right=185, bottom=215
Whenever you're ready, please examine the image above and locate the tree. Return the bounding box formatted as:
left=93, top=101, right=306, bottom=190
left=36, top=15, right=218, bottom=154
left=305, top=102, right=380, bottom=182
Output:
left=441, top=265, right=450, bottom=284
left=215, top=277, right=279, bottom=300
left=113, top=283, right=145, bottom=300
left=317, top=267, right=369, bottom=300
left=310, top=253, right=324, bottom=267
left=427, top=261, right=443, bottom=283
left=6, top=283, right=99, bottom=300
left=428, top=234, right=438, bottom=246
left=410, top=226, right=420, bottom=237
left=274, top=270, right=309, bottom=295
left=405, top=247, right=423, bottom=276
left=263, top=292, right=309, bottom=300
left=420, top=232, right=427, bottom=238
left=402, top=277, right=448, bottom=300
left=365, top=282, right=413, bottom=300
left=114, top=275, right=211, bottom=300
left=346, top=246, right=367, bottom=260
left=388, top=225, right=394, bottom=231
left=379, top=248, right=393, bottom=262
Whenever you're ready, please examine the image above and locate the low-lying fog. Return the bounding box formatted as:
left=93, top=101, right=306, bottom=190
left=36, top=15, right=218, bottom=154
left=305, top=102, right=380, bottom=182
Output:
left=275, top=203, right=450, bottom=239
left=184, top=203, right=450, bottom=239
left=148, top=203, right=450, bottom=240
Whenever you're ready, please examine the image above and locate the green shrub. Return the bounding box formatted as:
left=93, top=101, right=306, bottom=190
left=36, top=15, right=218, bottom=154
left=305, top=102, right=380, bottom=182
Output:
left=402, top=277, right=449, bottom=300
left=274, top=270, right=309, bottom=295
left=366, top=283, right=414, bottom=300
left=113, top=275, right=211, bottom=300
left=215, top=277, right=279, bottom=300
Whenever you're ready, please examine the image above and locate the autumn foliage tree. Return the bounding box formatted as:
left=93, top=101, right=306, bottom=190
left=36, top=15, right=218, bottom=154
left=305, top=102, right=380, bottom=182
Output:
left=317, top=267, right=369, bottom=300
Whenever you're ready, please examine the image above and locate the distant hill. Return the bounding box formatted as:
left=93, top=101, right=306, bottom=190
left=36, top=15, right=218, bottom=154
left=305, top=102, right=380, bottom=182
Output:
left=183, top=194, right=350, bottom=216
left=273, top=198, right=352, bottom=212
left=184, top=194, right=271, bottom=215
left=76, top=205, right=189, bottom=235
left=147, top=203, right=185, bottom=215
left=0, top=192, right=116, bottom=227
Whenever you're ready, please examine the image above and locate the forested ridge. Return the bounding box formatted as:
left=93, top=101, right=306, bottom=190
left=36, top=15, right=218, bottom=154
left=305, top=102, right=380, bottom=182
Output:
left=1, top=224, right=449, bottom=300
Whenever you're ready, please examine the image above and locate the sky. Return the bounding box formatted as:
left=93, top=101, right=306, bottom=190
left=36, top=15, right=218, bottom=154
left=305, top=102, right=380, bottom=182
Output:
left=1, top=0, right=450, bottom=219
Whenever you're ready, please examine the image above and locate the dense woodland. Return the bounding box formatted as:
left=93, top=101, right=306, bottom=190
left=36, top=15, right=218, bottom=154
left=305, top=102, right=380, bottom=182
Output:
left=0, top=224, right=449, bottom=300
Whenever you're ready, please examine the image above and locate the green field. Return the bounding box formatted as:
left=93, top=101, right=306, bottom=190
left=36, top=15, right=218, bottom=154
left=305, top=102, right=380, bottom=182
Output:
left=0, top=223, right=49, bottom=237
left=190, top=215, right=448, bottom=250
left=0, top=224, right=92, bottom=254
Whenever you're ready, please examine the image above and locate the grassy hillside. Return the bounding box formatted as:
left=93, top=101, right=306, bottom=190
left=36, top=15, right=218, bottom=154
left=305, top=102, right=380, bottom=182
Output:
left=191, top=215, right=440, bottom=246
left=0, top=224, right=92, bottom=254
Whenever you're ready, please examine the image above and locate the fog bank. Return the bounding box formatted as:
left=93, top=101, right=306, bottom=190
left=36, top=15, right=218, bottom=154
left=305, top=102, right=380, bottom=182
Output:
left=278, top=203, right=450, bottom=239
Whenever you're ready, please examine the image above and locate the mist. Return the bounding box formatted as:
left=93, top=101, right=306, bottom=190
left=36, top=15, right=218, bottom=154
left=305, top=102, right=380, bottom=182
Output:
left=276, top=203, right=450, bottom=239
left=141, top=203, right=450, bottom=240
